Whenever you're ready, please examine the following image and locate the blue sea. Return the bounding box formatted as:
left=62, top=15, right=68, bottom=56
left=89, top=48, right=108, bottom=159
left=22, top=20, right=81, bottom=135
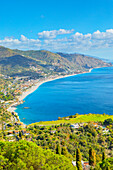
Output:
left=16, top=67, right=113, bottom=125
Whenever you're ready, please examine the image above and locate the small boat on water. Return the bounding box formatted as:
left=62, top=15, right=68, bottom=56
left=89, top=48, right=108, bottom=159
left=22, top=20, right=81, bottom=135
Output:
left=23, top=107, right=30, bottom=109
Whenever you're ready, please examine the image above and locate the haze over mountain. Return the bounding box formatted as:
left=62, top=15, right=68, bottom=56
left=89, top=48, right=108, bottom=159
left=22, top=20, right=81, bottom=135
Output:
left=0, top=46, right=111, bottom=78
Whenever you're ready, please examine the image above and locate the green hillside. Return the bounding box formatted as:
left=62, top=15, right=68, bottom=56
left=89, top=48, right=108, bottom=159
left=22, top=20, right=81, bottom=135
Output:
left=0, top=54, right=45, bottom=77
left=14, top=49, right=75, bottom=71
left=0, top=46, right=17, bottom=58
left=0, top=46, right=112, bottom=78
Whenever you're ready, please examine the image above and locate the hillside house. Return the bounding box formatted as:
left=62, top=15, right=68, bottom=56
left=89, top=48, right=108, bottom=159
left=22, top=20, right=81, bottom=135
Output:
left=14, top=130, right=19, bottom=134
left=70, top=123, right=79, bottom=129
left=50, top=130, right=56, bottom=134
left=72, top=160, right=90, bottom=170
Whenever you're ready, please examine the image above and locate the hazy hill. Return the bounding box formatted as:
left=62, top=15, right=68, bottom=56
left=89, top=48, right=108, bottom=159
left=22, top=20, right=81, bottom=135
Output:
left=57, top=52, right=109, bottom=70
left=0, top=46, right=112, bottom=78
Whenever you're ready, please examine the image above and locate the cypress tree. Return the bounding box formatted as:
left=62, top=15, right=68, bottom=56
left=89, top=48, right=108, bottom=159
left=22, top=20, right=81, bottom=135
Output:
left=56, top=143, right=61, bottom=155
left=89, top=148, right=96, bottom=166
left=76, top=148, right=82, bottom=170
left=19, top=131, right=22, bottom=138
left=102, top=151, right=106, bottom=161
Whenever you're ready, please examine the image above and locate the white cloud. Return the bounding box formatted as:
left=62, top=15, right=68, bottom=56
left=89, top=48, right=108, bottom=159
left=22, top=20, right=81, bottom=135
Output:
left=38, top=29, right=74, bottom=39
left=106, top=29, right=113, bottom=33
left=0, top=35, right=41, bottom=50
left=20, top=35, right=28, bottom=41
left=0, top=29, right=113, bottom=53
left=92, top=29, right=113, bottom=40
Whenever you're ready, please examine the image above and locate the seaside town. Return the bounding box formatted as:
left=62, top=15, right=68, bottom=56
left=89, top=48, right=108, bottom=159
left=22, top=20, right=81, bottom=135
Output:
left=1, top=0, right=113, bottom=168
left=0, top=47, right=113, bottom=169
left=0, top=66, right=93, bottom=112
left=1, top=68, right=113, bottom=169
left=0, top=66, right=91, bottom=132
left=0, top=70, right=113, bottom=169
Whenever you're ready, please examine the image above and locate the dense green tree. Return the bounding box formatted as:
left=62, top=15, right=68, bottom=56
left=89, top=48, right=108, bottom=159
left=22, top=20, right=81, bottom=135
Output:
left=100, top=157, right=113, bottom=170
left=61, top=146, right=68, bottom=156
left=0, top=140, right=75, bottom=170
left=93, top=164, right=102, bottom=170
left=103, top=118, right=113, bottom=125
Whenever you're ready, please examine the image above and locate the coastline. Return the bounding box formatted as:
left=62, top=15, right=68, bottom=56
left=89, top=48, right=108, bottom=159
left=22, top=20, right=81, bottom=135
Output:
left=7, top=68, right=93, bottom=122
left=17, top=68, right=93, bottom=101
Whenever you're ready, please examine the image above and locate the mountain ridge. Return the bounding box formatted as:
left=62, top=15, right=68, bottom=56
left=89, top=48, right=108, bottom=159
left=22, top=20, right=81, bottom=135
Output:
left=0, top=46, right=112, bottom=78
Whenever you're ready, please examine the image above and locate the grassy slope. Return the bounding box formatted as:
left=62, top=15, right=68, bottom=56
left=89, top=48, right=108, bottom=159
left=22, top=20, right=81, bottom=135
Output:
left=29, top=114, right=113, bottom=126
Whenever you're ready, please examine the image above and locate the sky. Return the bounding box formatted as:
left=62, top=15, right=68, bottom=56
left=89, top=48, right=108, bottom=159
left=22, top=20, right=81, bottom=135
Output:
left=0, top=0, right=113, bottom=60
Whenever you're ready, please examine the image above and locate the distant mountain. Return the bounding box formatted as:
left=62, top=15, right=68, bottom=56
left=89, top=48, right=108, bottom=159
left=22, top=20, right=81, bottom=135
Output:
left=57, top=52, right=110, bottom=70
left=0, top=46, right=112, bottom=78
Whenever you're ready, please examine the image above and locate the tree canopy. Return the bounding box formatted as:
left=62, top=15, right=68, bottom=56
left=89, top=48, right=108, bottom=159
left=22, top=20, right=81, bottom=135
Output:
left=0, top=140, right=74, bottom=170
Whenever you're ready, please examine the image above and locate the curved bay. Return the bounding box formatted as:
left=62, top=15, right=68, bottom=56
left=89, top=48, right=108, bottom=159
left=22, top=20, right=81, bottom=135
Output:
left=16, top=67, right=113, bottom=124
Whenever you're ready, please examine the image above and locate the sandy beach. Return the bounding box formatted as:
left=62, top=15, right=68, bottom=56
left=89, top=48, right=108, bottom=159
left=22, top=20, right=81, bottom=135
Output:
left=18, top=74, right=77, bottom=101
left=7, top=68, right=93, bottom=114
left=18, top=68, right=93, bottom=101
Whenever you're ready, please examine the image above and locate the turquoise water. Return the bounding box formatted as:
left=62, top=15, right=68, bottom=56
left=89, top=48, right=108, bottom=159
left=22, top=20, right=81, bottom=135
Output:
left=16, top=67, right=113, bottom=124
